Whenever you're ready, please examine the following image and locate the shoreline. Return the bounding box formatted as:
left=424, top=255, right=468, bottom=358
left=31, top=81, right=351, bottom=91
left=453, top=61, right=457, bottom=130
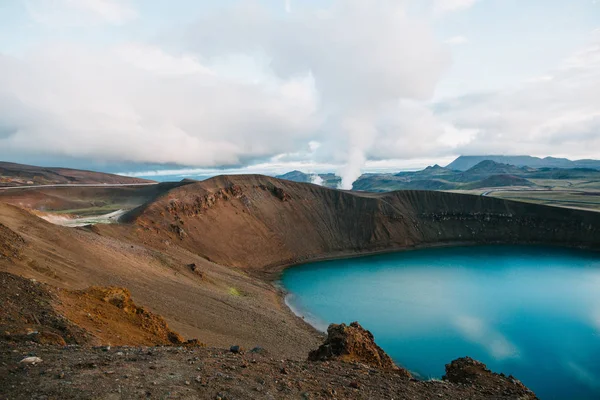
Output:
left=261, top=239, right=600, bottom=283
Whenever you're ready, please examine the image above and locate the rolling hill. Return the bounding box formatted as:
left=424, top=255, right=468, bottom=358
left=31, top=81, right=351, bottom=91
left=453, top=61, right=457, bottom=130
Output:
left=0, top=161, right=155, bottom=187
left=353, top=160, right=538, bottom=192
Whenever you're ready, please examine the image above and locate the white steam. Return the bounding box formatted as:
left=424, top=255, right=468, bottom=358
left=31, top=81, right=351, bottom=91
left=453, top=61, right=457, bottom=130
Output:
left=310, top=174, right=324, bottom=186
left=186, top=0, right=449, bottom=190
left=337, top=113, right=377, bottom=189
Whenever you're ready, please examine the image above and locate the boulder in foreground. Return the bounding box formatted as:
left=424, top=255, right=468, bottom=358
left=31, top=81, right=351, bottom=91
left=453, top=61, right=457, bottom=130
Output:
left=444, top=357, right=538, bottom=399
left=308, top=322, right=411, bottom=377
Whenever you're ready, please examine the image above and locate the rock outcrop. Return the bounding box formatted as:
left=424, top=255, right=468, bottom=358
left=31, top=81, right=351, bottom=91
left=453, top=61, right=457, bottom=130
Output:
left=57, top=286, right=204, bottom=347
left=444, top=357, right=538, bottom=399
left=1, top=271, right=204, bottom=348
left=309, top=322, right=410, bottom=376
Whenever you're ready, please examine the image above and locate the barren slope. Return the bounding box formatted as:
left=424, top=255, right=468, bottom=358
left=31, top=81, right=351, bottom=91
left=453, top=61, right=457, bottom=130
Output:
left=0, top=202, right=321, bottom=357
left=0, top=161, right=154, bottom=187
left=0, top=182, right=189, bottom=215
left=123, top=174, right=600, bottom=274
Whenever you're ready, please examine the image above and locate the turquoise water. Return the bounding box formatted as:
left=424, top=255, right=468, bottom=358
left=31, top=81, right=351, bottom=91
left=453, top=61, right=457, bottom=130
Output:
left=281, top=246, right=600, bottom=399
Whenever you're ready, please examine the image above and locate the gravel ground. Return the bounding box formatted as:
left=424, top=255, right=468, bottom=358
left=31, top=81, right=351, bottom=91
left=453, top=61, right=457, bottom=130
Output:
left=0, top=342, right=537, bottom=400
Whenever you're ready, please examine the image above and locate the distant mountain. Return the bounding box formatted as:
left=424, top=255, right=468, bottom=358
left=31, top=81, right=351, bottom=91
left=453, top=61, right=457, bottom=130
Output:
left=447, top=156, right=600, bottom=171
left=276, top=171, right=341, bottom=188
left=452, top=160, right=533, bottom=182
left=0, top=161, right=154, bottom=187
left=352, top=159, right=600, bottom=192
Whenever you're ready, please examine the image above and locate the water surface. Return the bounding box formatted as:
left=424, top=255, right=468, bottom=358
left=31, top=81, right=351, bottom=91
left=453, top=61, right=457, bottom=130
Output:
left=282, top=245, right=600, bottom=399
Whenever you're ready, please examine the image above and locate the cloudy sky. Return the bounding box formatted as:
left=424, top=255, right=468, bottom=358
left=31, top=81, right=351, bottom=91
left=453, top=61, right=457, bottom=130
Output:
left=0, top=0, right=598, bottom=186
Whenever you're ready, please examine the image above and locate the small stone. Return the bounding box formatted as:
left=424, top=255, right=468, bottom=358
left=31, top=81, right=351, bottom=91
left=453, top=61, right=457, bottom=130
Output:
left=19, top=357, right=43, bottom=365
left=229, top=345, right=241, bottom=354
left=185, top=381, right=190, bottom=386
left=280, top=367, right=288, bottom=375
left=116, top=352, right=124, bottom=356
left=349, top=380, right=360, bottom=389
left=250, top=346, right=265, bottom=354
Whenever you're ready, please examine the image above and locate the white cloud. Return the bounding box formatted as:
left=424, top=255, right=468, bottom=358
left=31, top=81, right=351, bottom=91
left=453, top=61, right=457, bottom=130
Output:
left=26, top=0, right=138, bottom=26
left=434, top=0, right=479, bottom=15
left=435, top=36, right=600, bottom=159
left=454, top=315, right=519, bottom=360
left=0, top=43, right=319, bottom=167
left=445, top=35, right=469, bottom=45
left=285, top=0, right=292, bottom=13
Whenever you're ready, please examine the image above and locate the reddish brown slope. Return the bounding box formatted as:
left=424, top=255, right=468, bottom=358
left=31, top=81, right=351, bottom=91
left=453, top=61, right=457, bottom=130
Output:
left=0, top=272, right=194, bottom=347
left=0, top=202, right=321, bottom=356
left=0, top=182, right=188, bottom=214
left=0, top=161, right=154, bottom=187
left=124, top=174, right=600, bottom=273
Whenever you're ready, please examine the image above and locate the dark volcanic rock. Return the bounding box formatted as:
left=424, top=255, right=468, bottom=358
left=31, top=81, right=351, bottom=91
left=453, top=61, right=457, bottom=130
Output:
left=308, top=322, right=410, bottom=376
left=444, top=357, right=538, bottom=399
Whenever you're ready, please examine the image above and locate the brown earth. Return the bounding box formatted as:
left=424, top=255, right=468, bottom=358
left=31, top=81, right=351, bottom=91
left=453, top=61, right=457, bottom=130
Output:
left=0, top=342, right=538, bottom=400
left=0, top=161, right=154, bottom=187
left=0, top=201, right=322, bottom=357
left=56, top=286, right=202, bottom=347
left=0, top=182, right=188, bottom=215
left=0, top=272, right=89, bottom=347
left=0, top=223, right=24, bottom=261
left=0, top=272, right=200, bottom=348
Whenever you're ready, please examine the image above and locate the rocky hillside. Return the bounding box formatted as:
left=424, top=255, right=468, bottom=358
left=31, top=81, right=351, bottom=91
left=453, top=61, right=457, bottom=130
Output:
left=124, top=174, right=600, bottom=273
left=0, top=201, right=322, bottom=357
left=0, top=272, right=195, bottom=348
left=0, top=161, right=154, bottom=187
left=0, top=181, right=189, bottom=215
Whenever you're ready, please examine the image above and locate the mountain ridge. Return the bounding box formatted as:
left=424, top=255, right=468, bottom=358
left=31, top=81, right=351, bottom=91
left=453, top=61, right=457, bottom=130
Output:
left=447, top=155, right=600, bottom=171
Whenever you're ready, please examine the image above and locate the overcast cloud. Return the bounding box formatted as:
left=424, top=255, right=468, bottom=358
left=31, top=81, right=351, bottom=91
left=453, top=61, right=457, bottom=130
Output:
left=0, top=0, right=598, bottom=185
